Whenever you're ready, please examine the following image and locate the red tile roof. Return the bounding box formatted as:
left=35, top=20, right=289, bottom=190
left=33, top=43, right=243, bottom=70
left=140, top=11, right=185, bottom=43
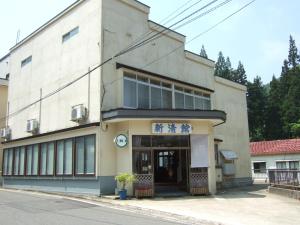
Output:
left=250, top=139, right=300, bottom=156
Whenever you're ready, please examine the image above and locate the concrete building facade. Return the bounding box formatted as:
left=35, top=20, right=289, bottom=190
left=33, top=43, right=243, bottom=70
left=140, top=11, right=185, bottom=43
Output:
left=1, top=0, right=251, bottom=195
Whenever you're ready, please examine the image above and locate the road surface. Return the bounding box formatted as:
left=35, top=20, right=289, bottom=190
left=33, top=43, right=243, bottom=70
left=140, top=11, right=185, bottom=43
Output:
left=0, top=189, right=187, bottom=225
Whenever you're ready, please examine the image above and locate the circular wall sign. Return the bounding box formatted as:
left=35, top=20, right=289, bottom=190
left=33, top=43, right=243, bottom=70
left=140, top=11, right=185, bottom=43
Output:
left=114, top=134, right=128, bottom=148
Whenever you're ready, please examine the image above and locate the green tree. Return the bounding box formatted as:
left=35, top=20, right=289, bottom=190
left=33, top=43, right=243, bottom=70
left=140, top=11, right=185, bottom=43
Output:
left=288, top=35, right=300, bottom=69
left=233, top=61, right=247, bottom=85
left=264, top=76, right=284, bottom=140
left=290, top=119, right=300, bottom=138
left=214, top=51, right=226, bottom=78
left=247, top=76, right=267, bottom=141
left=200, top=45, right=208, bottom=59
left=224, top=57, right=233, bottom=80
left=281, top=67, right=300, bottom=137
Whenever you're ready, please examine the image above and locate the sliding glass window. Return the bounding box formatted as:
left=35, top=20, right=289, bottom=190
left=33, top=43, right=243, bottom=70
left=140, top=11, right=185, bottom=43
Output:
left=40, top=142, right=54, bottom=176
left=56, top=139, right=73, bottom=176
left=75, top=135, right=95, bottom=175
left=26, top=145, right=39, bottom=176
left=3, top=149, right=13, bottom=176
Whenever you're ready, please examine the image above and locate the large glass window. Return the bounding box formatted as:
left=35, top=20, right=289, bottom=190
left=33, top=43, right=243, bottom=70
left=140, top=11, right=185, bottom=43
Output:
left=56, top=139, right=73, bottom=176
left=151, top=86, right=162, bottom=109
left=3, top=134, right=95, bottom=177
left=40, top=142, right=54, bottom=176
left=19, top=147, right=25, bottom=176
left=138, top=83, right=149, bottom=109
left=289, top=161, right=299, bottom=170
left=162, top=89, right=172, bottom=109
left=124, top=78, right=137, bottom=108
left=276, top=161, right=287, bottom=169
left=75, top=135, right=95, bottom=175
left=3, top=149, right=8, bottom=175
left=14, top=148, right=20, bottom=175
left=12, top=147, right=25, bottom=176
left=3, top=148, right=14, bottom=176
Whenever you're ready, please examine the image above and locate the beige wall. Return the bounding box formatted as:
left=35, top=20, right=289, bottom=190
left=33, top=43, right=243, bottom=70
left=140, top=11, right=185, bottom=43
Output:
left=101, top=0, right=215, bottom=111
left=100, top=120, right=217, bottom=194
left=0, top=82, right=8, bottom=174
left=213, top=77, right=251, bottom=179
left=3, top=0, right=251, bottom=190
left=7, top=0, right=102, bottom=140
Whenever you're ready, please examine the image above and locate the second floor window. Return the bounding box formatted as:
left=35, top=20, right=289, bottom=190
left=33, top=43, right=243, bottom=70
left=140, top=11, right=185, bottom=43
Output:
left=123, top=72, right=211, bottom=110
left=62, top=27, right=79, bottom=43
left=21, top=56, right=32, bottom=67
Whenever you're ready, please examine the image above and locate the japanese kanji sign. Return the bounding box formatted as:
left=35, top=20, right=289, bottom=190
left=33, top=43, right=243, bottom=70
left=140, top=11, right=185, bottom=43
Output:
left=152, top=123, right=192, bottom=134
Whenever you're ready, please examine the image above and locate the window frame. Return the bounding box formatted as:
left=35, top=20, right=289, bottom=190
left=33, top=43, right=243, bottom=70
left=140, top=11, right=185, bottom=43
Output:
left=55, top=138, right=74, bottom=177
left=62, top=26, right=79, bottom=43
left=21, top=56, right=32, bottom=67
left=75, top=135, right=96, bottom=176
left=12, top=147, right=26, bottom=176
left=123, top=71, right=211, bottom=110
left=39, top=142, right=55, bottom=176
left=2, top=134, right=96, bottom=178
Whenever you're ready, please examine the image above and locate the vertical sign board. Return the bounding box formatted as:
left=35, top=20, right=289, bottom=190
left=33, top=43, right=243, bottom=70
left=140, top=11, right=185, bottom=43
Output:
left=190, top=134, right=208, bottom=168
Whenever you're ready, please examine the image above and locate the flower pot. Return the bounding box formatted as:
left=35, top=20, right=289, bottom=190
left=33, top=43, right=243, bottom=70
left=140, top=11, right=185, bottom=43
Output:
left=119, top=189, right=127, bottom=200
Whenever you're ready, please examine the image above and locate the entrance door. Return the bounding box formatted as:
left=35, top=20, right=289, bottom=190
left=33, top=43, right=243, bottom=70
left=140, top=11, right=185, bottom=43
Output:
left=154, top=149, right=188, bottom=193
left=154, top=150, right=178, bottom=184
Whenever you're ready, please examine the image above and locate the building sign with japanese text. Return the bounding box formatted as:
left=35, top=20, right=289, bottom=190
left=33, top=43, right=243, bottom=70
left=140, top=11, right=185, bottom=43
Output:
left=152, top=123, right=192, bottom=134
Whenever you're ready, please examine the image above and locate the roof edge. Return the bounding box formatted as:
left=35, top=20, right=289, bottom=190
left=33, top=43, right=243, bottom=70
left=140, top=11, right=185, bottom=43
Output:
left=10, top=0, right=84, bottom=52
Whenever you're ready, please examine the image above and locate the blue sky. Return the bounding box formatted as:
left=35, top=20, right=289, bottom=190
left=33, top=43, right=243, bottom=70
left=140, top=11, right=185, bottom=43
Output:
left=0, top=0, right=299, bottom=83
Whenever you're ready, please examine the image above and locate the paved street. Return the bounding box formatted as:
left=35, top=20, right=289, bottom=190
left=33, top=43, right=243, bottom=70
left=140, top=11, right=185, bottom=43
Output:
left=0, top=190, right=187, bottom=225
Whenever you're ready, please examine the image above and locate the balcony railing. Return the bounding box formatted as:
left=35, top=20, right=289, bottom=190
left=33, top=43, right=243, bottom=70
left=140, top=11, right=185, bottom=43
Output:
left=268, top=169, right=300, bottom=189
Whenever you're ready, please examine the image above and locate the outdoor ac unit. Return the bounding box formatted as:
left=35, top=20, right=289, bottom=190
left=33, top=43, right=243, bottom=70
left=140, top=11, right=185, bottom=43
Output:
left=26, top=119, right=39, bottom=133
left=71, top=105, right=87, bottom=122
left=0, top=127, right=11, bottom=139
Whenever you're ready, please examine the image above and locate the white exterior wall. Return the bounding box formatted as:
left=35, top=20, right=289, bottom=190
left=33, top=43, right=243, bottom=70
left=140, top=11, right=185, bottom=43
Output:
left=252, top=154, right=300, bottom=170
left=3, top=0, right=251, bottom=193
left=214, top=77, right=251, bottom=179
left=7, top=0, right=102, bottom=140
left=101, top=0, right=215, bottom=110
left=0, top=54, right=10, bottom=79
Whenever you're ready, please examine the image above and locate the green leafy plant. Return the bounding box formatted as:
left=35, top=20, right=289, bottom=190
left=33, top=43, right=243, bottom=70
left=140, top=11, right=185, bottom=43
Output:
left=115, top=173, right=136, bottom=190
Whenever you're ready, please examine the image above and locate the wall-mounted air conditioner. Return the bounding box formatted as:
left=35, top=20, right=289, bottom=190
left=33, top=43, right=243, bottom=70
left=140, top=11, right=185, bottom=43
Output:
left=71, top=105, right=87, bottom=122
left=26, top=119, right=39, bottom=133
left=0, top=127, right=11, bottom=139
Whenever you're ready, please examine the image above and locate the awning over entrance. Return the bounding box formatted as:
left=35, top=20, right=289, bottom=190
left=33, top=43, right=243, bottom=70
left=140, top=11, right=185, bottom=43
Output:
left=220, top=150, right=238, bottom=160
left=101, top=109, right=226, bottom=125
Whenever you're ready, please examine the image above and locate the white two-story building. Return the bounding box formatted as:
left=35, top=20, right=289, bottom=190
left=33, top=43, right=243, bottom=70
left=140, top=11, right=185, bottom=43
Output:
left=1, top=0, right=251, bottom=196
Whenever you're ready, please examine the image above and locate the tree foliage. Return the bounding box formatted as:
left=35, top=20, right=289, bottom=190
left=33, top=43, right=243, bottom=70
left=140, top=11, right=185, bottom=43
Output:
left=247, top=35, right=300, bottom=141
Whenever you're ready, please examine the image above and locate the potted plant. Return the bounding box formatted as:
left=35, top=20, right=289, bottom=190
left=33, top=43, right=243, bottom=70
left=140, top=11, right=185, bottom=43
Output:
left=115, top=173, right=136, bottom=200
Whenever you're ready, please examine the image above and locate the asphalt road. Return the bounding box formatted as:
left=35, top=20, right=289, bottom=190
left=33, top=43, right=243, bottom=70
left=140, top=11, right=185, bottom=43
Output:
left=0, top=190, right=185, bottom=225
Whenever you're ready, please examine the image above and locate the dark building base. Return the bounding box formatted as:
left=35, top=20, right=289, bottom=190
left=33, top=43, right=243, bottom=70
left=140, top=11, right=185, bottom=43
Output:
left=2, top=176, right=116, bottom=195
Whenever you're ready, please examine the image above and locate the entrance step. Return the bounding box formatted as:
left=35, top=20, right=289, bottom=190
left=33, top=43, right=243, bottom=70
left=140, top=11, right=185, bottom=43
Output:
left=155, top=185, right=188, bottom=197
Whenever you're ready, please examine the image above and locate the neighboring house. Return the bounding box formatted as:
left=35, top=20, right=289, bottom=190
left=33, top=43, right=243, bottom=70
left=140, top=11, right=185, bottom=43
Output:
left=0, top=54, right=9, bottom=179
left=250, top=139, right=300, bottom=180
left=0, top=0, right=251, bottom=196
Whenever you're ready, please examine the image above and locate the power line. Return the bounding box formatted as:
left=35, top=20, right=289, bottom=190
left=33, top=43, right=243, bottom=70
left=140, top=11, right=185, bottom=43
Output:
left=102, top=0, right=256, bottom=89
left=117, top=0, right=219, bottom=56
left=0, top=0, right=231, bottom=123
left=142, top=0, right=256, bottom=71
left=114, top=0, right=203, bottom=61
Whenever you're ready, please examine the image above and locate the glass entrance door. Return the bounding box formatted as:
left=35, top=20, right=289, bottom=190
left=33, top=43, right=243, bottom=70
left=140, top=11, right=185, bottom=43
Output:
left=154, top=150, right=178, bottom=184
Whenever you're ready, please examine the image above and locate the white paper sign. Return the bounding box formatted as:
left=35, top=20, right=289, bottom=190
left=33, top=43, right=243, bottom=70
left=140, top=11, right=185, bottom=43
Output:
left=190, top=134, right=208, bottom=168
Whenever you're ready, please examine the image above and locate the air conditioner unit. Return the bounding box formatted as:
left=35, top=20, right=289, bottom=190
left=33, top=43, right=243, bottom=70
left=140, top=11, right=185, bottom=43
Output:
left=0, top=127, right=11, bottom=139
left=26, top=119, right=39, bottom=133
left=71, top=105, right=87, bottom=122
